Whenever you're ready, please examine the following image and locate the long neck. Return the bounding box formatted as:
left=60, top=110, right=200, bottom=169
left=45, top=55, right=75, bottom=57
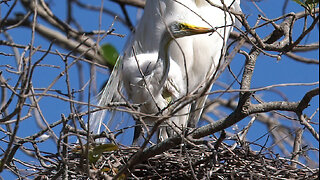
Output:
left=155, top=30, right=172, bottom=86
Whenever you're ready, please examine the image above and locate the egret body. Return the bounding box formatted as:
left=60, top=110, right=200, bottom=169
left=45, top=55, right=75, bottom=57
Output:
left=122, top=22, right=215, bottom=142
left=89, top=0, right=241, bottom=143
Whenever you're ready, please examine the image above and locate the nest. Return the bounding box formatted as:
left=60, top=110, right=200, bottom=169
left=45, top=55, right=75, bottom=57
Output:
left=127, top=147, right=318, bottom=179
left=36, top=142, right=319, bottom=179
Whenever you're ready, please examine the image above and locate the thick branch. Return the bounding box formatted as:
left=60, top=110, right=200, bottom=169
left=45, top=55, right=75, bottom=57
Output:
left=111, top=0, right=146, bottom=8
left=297, top=87, right=319, bottom=113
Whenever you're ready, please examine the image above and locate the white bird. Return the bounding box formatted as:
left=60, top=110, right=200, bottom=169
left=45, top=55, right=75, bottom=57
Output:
left=129, top=0, right=241, bottom=137
left=89, top=0, right=241, bottom=143
left=122, top=22, right=215, bottom=143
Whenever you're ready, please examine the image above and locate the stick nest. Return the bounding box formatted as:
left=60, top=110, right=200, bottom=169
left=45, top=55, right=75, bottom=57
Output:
left=37, top=142, right=319, bottom=179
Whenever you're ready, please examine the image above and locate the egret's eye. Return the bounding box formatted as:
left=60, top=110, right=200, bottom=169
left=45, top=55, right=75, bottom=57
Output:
left=178, top=23, right=188, bottom=30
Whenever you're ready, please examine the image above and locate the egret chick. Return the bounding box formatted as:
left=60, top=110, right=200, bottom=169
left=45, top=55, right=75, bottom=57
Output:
left=122, top=22, right=215, bottom=143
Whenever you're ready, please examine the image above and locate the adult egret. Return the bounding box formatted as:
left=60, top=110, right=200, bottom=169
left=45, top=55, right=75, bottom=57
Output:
left=122, top=22, right=216, bottom=143
left=89, top=0, right=241, bottom=143
left=130, top=0, right=241, bottom=128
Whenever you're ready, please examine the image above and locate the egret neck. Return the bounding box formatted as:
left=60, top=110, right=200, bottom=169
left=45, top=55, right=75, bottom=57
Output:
left=154, top=23, right=215, bottom=89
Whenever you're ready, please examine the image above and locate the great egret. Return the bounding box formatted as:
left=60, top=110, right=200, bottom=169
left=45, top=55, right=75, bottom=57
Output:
left=89, top=0, right=241, bottom=143
left=130, top=0, right=241, bottom=128
left=122, top=22, right=216, bottom=143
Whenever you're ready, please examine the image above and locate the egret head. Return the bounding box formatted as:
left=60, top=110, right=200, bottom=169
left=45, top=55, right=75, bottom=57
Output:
left=168, top=22, right=214, bottom=38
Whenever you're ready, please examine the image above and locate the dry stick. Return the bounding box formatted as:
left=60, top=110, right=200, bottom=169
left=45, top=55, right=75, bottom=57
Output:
left=0, top=53, right=29, bottom=172
left=119, top=3, right=135, bottom=31
left=292, top=43, right=319, bottom=52
left=33, top=32, right=104, bottom=106
left=0, top=93, right=26, bottom=172
left=59, top=114, right=69, bottom=179
left=75, top=1, right=130, bottom=29
left=231, top=116, right=256, bottom=150
left=300, top=113, right=319, bottom=142
left=290, top=16, right=319, bottom=49
left=206, top=81, right=319, bottom=96
left=285, top=52, right=319, bottom=64
left=191, top=22, right=280, bottom=137
left=233, top=9, right=319, bottom=54
left=31, top=142, right=57, bottom=169
left=0, top=40, right=111, bottom=69
left=132, top=47, right=161, bottom=111
left=0, top=74, right=9, bottom=128
left=56, top=48, right=73, bottom=180
left=21, top=0, right=124, bottom=67
left=30, top=87, right=59, bottom=141
left=111, top=0, right=146, bottom=8
left=296, top=87, right=320, bottom=142
left=0, top=0, right=18, bottom=29
left=310, top=107, right=319, bottom=120
left=86, top=61, right=94, bottom=177
left=2, top=32, right=21, bottom=68
left=291, top=128, right=303, bottom=168
left=0, top=3, right=40, bottom=172
left=278, top=157, right=316, bottom=173
left=185, top=148, right=198, bottom=180
left=23, top=0, right=96, bottom=49
left=113, top=118, right=169, bottom=179
left=34, top=23, right=105, bottom=64
left=28, top=44, right=59, bottom=142
left=212, top=97, right=295, bottom=156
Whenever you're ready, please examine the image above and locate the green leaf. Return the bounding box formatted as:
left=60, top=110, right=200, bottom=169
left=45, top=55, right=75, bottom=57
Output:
left=305, top=0, right=319, bottom=10
left=88, top=144, right=119, bottom=163
left=292, top=0, right=307, bottom=8
left=100, top=43, right=119, bottom=68
left=292, top=0, right=319, bottom=10
left=92, top=144, right=119, bottom=154
left=305, top=0, right=319, bottom=4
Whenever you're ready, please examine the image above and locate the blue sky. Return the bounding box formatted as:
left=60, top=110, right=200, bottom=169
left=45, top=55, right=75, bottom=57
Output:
left=0, top=0, right=318, bottom=178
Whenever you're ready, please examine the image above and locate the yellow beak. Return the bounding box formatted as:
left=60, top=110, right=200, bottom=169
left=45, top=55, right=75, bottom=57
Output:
left=181, top=23, right=215, bottom=34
